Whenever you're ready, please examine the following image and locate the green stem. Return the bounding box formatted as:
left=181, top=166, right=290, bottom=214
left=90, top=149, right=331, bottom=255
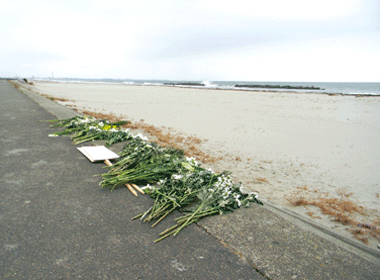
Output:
left=173, top=204, right=205, bottom=236
left=158, top=224, right=179, bottom=236
left=175, top=208, right=218, bottom=222
left=151, top=211, right=171, bottom=228
left=132, top=213, right=143, bottom=220
left=154, top=190, right=180, bottom=208
left=147, top=203, right=172, bottom=221
left=154, top=230, right=175, bottom=243
left=140, top=207, right=153, bottom=221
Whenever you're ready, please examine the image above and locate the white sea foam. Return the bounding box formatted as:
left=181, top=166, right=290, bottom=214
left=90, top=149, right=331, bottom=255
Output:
left=143, top=82, right=164, bottom=86
left=202, top=81, right=218, bottom=88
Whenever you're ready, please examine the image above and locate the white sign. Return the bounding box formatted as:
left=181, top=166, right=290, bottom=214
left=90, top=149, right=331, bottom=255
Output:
left=77, top=146, right=119, bottom=162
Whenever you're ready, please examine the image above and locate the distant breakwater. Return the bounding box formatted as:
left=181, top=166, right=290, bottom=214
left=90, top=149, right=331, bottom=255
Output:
left=235, top=84, right=323, bottom=90
left=164, top=82, right=205, bottom=86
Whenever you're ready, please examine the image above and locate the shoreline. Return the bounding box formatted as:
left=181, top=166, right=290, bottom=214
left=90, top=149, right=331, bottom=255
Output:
left=18, top=80, right=380, bottom=248
left=32, top=79, right=380, bottom=97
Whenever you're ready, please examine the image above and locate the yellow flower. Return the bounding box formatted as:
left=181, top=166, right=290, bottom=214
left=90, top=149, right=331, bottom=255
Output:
left=103, top=124, right=112, bottom=130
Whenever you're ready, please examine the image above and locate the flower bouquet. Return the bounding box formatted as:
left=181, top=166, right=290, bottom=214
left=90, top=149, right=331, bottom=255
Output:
left=44, top=116, right=263, bottom=243
left=46, top=116, right=129, bottom=147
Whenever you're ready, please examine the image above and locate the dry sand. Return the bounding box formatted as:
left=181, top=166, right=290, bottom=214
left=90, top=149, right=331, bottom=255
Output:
left=27, top=81, right=380, bottom=245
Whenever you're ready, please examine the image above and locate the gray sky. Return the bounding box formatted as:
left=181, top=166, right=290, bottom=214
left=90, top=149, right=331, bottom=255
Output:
left=1, top=0, right=379, bottom=82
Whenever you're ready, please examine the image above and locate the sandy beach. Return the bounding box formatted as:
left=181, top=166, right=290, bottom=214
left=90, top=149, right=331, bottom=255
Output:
left=25, top=80, right=380, bottom=243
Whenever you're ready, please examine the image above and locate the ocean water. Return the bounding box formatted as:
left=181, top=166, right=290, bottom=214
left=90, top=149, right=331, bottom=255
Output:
left=35, top=78, right=380, bottom=96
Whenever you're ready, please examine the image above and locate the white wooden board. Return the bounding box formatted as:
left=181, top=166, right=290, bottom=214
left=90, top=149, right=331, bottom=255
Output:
left=77, top=146, right=119, bottom=162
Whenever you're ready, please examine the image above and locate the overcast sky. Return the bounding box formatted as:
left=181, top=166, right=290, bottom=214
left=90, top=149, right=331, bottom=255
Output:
left=1, top=0, right=379, bottom=82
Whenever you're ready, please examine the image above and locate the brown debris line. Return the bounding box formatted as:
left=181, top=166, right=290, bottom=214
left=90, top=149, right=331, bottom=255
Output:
left=256, top=177, right=269, bottom=183
left=11, top=81, right=20, bottom=89
left=297, top=185, right=309, bottom=191
left=306, top=211, right=321, bottom=219
left=81, top=110, right=123, bottom=123
left=350, top=218, right=380, bottom=244
left=286, top=188, right=380, bottom=244
left=8, top=81, right=215, bottom=163
left=80, top=110, right=220, bottom=163
left=41, top=94, right=73, bottom=102
left=350, top=228, right=370, bottom=244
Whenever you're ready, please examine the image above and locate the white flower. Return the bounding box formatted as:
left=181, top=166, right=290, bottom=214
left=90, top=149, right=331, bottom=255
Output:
left=141, top=184, right=153, bottom=190
left=133, top=133, right=148, bottom=141
left=249, top=192, right=259, bottom=198
left=78, top=117, right=93, bottom=124
left=172, top=174, right=183, bottom=180
left=236, top=198, right=242, bottom=207
left=185, top=157, right=198, bottom=166
left=206, top=168, right=215, bottom=173
left=222, top=192, right=231, bottom=199
left=89, top=126, right=101, bottom=132
left=158, top=179, right=167, bottom=185
left=109, top=128, right=118, bottom=132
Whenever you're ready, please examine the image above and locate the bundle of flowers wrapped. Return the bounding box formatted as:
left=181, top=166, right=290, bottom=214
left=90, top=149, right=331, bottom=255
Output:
left=46, top=116, right=130, bottom=147
left=154, top=171, right=262, bottom=242
left=109, top=138, right=184, bottom=172
left=45, top=116, right=263, bottom=242
left=128, top=158, right=262, bottom=242
left=104, top=141, right=262, bottom=242
left=100, top=152, right=184, bottom=190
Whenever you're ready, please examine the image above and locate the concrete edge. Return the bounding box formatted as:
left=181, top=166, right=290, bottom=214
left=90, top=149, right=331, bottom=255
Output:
left=261, top=199, right=380, bottom=260
left=9, top=80, right=82, bottom=119
left=11, top=79, right=380, bottom=262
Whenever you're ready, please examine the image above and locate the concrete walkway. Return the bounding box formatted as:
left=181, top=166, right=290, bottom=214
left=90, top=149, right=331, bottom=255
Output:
left=1, top=80, right=379, bottom=279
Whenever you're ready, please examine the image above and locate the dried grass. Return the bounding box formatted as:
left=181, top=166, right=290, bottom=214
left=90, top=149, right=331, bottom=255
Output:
left=285, top=190, right=309, bottom=206
left=306, top=211, right=321, bottom=219
left=256, top=177, right=269, bottom=183
left=286, top=187, right=380, bottom=244
left=80, top=110, right=220, bottom=163
left=350, top=228, right=369, bottom=244
left=41, top=94, right=73, bottom=102
left=297, top=185, right=309, bottom=191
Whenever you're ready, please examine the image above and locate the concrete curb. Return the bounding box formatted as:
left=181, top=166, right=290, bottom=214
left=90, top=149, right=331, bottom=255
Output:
left=262, top=199, right=380, bottom=259
left=10, top=80, right=82, bottom=119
